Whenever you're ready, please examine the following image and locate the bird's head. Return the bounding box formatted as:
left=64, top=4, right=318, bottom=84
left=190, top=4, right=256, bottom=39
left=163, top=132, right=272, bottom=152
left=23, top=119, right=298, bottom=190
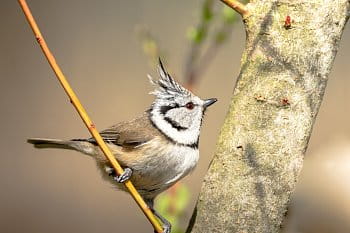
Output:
left=148, top=59, right=217, bottom=147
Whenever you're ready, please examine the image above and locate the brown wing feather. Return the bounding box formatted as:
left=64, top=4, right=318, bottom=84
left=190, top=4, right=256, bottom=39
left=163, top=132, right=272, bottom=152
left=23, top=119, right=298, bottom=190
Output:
left=85, top=112, right=157, bottom=149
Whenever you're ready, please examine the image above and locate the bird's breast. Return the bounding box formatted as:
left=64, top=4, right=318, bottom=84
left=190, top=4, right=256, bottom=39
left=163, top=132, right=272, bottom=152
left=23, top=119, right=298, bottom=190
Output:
left=96, top=137, right=199, bottom=199
left=126, top=138, right=199, bottom=197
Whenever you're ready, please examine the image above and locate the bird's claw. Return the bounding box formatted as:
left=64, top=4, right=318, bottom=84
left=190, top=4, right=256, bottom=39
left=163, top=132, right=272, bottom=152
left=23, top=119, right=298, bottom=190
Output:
left=153, top=216, right=171, bottom=233
left=162, top=224, right=171, bottom=233
left=113, top=167, right=132, bottom=183
left=154, top=225, right=171, bottom=233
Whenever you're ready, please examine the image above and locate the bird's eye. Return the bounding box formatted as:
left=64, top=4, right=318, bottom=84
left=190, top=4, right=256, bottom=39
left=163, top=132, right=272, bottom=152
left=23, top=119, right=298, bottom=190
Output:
left=185, top=102, right=194, bottom=110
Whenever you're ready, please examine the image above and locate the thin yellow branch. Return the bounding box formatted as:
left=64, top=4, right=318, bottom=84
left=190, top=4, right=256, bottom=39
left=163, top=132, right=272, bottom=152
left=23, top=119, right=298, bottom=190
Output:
left=220, top=0, right=249, bottom=17
left=17, top=1, right=163, bottom=232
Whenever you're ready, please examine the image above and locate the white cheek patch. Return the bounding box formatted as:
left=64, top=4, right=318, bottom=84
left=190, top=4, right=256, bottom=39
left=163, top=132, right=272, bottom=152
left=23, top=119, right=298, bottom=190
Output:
left=166, top=108, right=191, bottom=129
left=151, top=108, right=201, bottom=145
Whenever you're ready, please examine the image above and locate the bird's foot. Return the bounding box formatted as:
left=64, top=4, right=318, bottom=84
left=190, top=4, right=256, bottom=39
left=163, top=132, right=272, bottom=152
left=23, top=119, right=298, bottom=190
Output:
left=146, top=199, right=172, bottom=233
left=112, top=167, right=132, bottom=183
left=153, top=225, right=171, bottom=233
left=153, top=223, right=171, bottom=233
left=152, top=210, right=171, bottom=233
left=162, top=223, right=171, bottom=233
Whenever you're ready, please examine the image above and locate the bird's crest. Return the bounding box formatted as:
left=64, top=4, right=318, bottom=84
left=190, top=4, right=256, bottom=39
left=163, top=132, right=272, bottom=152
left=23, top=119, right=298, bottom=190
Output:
left=148, top=59, right=191, bottom=99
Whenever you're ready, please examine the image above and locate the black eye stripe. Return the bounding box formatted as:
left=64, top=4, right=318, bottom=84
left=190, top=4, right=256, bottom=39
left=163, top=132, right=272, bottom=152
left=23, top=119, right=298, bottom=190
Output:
left=159, top=102, right=198, bottom=115
left=159, top=104, right=180, bottom=115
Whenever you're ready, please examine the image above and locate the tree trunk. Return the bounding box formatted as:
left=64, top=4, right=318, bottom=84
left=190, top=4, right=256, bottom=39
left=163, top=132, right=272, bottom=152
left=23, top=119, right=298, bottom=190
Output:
left=187, top=0, right=349, bottom=232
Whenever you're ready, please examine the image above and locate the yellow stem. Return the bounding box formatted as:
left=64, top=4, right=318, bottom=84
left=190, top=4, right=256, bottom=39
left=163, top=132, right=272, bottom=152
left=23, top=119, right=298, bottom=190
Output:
left=17, top=1, right=163, bottom=232
left=220, top=0, right=249, bottom=17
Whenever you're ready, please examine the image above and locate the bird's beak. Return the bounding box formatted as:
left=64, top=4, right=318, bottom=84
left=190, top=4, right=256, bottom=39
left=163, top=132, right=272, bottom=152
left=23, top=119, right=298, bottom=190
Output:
left=203, top=98, right=217, bottom=108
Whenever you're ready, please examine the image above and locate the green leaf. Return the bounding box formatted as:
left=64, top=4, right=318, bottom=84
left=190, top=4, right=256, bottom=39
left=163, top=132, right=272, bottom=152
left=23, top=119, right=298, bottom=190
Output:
left=156, top=192, right=171, bottom=213
left=155, top=184, right=191, bottom=233
left=174, top=184, right=190, bottom=212
left=186, top=27, right=206, bottom=44
left=202, top=0, right=213, bottom=22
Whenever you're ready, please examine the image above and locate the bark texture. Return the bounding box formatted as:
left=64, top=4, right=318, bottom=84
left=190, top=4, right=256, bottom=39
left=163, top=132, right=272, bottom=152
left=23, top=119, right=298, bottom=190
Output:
left=188, top=0, right=349, bottom=232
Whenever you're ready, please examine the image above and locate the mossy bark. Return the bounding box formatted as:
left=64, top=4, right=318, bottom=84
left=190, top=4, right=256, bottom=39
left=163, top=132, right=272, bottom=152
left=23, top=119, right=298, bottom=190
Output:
left=188, top=1, right=349, bottom=232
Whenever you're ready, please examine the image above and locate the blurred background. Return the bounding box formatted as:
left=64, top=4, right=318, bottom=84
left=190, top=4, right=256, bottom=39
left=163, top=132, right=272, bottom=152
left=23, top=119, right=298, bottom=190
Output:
left=0, top=1, right=349, bottom=232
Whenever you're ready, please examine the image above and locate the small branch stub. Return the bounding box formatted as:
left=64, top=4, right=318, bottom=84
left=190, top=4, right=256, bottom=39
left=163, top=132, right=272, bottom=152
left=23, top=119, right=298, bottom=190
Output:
left=284, top=15, right=292, bottom=29
left=220, top=0, right=249, bottom=17
left=35, top=35, right=42, bottom=43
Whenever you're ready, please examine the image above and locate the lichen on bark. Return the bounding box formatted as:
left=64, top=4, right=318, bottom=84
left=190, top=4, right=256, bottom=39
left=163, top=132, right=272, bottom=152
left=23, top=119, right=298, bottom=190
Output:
left=187, top=0, right=350, bottom=232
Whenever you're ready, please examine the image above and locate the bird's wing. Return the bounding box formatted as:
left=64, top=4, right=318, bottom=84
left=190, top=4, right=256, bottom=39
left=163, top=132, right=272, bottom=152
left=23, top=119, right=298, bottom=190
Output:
left=84, top=113, right=155, bottom=149
left=98, top=127, right=151, bottom=148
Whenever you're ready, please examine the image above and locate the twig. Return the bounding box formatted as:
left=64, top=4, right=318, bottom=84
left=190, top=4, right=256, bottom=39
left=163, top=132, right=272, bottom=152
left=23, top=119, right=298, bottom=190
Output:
left=136, top=25, right=163, bottom=67
left=190, top=43, right=219, bottom=81
left=220, top=0, right=249, bottom=17
left=184, top=0, right=215, bottom=90
left=190, top=16, right=236, bottom=80
left=17, top=1, right=163, bottom=232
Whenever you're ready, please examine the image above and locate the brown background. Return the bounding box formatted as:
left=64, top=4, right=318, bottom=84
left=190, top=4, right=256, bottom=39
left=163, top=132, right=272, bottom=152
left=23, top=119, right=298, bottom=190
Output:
left=1, top=1, right=349, bottom=232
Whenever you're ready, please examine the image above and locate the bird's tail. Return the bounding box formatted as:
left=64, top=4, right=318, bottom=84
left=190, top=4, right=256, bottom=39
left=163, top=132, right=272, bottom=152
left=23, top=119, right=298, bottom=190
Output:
left=28, top=138, right=97, bottom=156
left=27, top=138, right=76, bottom=150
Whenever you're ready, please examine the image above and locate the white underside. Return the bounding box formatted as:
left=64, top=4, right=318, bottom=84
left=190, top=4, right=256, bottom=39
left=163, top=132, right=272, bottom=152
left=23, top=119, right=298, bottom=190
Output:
left=96, top=138, right=199, bottom=199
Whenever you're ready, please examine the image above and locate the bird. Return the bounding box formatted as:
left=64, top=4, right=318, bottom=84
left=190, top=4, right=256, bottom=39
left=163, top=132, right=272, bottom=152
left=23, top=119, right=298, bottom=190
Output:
left=27, top=59, right=217, bottom=233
